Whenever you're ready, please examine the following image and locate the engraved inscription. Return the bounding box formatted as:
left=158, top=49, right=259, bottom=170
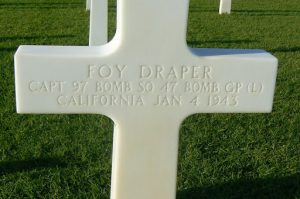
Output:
left=184, top=81, right=220, bottom=93
left=139, top=65, right=212, bottom=80
left=137, top=81, right=154, bottom=93
left=247, top=82, right=263, bottom=94
left=208, top=95, right=239, bottom=107
left=57, top=95, right=144, bottom=106
left=154, top=95, right=182, bottom=106
left=88, top=64, right=127, bottom=79
left=96, top=81, right=132, bottom=93
left=29, top=81, right=66, bottom=93
left=225, top=82, right=243, bottom=93
left=27, top=64, right=266, bottom=108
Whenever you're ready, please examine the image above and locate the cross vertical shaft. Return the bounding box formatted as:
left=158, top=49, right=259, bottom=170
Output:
left=111, top=113, right=182, bottom=199
left=89, top=0, right=108, bottom=46
left=115, top=0, right=189, bottom=52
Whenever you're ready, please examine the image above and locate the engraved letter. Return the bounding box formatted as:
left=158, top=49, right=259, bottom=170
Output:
left=203, top=66, right=212, bottom=79
left=192, top=66, right=201, bottom=79
left=29, top=81, right=37, bottom=92
left=116, top=65, right=127, bottom=78
left=155, top=65, right=164, bottom=79
left=88, top=65, right=97, bottom=79
left=140, top=65, right=152, bottom=78
left=99, top=64, right=112, bottom=78
left=57, top=95, right=66, bottom=105
left=166, top=67, right=178, bottom=79
left=181, top=65, right=189, bottom=79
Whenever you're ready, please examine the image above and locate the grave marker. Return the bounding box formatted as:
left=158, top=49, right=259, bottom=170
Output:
left=86, top=0, right=91, bottom=10
left=89, top=0, right=108, bottom=46
left=219, top=0, right=232, bottom=14
left=15, top=0, right=277, bottom=198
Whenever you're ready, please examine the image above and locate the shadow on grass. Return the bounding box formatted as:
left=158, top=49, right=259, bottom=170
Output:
left=177, top=174, right=300, bottom=199
left=189, top=7, right=217, bottom=13
left=234, top=9, right=300, bottom=17
left=0, top=35, right=75, bottom=42
left=270, top=47, right=300, bottom=53
left=0, top=47, right=16, bottom=52
left=0, top=158, right=68, bottom=176
left=0, top=2, right=82, bottom=9
left=0, top=35, right=76, bottom=52
left=187, top=39, right=265, bottom=56
left=109, top=5, right=116, bottom=12
left=1, top=158, right=299, bottom=198
left=188, top=39, right=256, bottom=47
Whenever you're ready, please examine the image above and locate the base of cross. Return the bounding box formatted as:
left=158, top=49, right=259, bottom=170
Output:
left=219, top=0, right=232, bottom=14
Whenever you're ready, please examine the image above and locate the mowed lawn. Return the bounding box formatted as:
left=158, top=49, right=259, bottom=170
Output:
left=0, top=0, right=299, bottom=198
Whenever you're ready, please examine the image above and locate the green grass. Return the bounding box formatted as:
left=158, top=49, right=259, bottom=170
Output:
left=0, top=0, right=299, bottom=198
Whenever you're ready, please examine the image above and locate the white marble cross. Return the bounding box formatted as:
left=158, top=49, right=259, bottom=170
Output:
left=219, top=0, right=232, bottom=14
left=15, top=0, right=277, bottom=198
left=89, top=0, right=108, bottom=46
left=86, top=0, right=91, bottom=10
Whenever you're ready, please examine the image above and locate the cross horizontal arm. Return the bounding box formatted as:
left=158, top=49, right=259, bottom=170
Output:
left=15, top=45, right=277, bottom=119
